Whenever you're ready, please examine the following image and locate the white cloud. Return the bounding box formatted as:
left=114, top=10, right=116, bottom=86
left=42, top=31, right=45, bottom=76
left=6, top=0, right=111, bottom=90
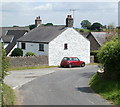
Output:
left=1, top=2, right=118, bottom=27
left=1, top=0, right=120, bottom=2
left=33, top=3, right=53, bottom=11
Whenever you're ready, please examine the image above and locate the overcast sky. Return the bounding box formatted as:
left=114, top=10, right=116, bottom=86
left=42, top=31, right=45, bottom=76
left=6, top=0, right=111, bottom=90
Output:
left=0, top=1, right=118, bottom=28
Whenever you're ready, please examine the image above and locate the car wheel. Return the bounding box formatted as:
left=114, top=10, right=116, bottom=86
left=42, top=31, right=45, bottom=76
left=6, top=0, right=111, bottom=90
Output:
left=61, top=65, right=63, bottom=68
left=81, top=63, right=85, bottom=67
left=68, top=63, right=72, bottom=68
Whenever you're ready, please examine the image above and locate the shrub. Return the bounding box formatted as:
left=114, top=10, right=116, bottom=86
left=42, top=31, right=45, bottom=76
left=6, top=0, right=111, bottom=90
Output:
left=25, top=52, right=36, bottom=56
left=11, top=48, right=23, bottom=56
left=90, top=50, right=99, bottom=63
left=2, top=49, right=9, bottom=74
left=97, top=38, right=120, bottom=80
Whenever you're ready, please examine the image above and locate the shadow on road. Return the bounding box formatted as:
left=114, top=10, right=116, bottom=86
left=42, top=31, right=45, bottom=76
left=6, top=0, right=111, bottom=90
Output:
left=80, top=72, right=95, bottom=78
left=76, top=87, right=94, bottom=93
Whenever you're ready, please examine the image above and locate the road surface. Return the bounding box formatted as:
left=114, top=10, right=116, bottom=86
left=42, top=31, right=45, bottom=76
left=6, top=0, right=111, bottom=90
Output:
left=19, top=65, right=111, bottom=105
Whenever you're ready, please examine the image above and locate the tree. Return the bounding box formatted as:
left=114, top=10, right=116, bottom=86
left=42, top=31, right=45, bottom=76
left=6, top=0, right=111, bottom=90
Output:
left=90, top=22, right=103, bottom=31
left=44, top=23, right=53, bottom=26
left=97, top=37, right=120, bottom=80
left=80, top=20, right=91, bottom=29
left=13, top=25, right=19, bottom=27
left=0, top=44, right=9, bottom=80
left=11, top=48, right=23, bottom=56
left=29, top=24, right=37, bottom=30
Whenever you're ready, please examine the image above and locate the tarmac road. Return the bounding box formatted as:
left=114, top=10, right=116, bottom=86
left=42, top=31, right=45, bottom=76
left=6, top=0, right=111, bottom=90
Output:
left=19, top=65, right=112, bottom=105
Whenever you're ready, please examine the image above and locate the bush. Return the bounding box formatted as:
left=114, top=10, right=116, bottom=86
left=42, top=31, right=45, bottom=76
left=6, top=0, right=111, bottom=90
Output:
left=11, top=48, right=23, bottom=56
left=2, top=49, right=9, bottom=78
left=97, top=38, right=120, bottom=80
left=25, top=52, right=36, bottom=56
left=90, top=50, right=99, bottom=63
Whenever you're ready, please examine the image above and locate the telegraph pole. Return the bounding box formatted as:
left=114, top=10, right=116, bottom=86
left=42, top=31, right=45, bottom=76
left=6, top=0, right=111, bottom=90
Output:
left=70, top=9, right=77, bottom=19
left=70, top=9, right=77, bottom=27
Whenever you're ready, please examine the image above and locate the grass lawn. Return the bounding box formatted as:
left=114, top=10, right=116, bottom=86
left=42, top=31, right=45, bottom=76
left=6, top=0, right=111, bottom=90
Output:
left=8, top=65, right=57, bottom=71
left=89, top=73, right=120, bottom=105
left=2, top=83, right=15, bottom=105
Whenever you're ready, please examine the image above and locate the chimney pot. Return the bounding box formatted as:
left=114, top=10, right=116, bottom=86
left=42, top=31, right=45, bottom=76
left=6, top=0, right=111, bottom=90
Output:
left=66, top=15, right=73, bottom=27
left=35, top=16, right=42, bottom=27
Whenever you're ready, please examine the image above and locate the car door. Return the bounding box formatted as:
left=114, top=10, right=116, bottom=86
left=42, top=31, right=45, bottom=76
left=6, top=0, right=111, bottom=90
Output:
left=74, top=58, right=81, bottom=66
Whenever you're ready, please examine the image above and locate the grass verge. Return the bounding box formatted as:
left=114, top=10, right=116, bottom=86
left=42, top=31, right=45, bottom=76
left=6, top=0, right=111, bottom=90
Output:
left=87, top=63, right=98, bottom=65
left=8, top=65, right=57, bottom=71
left=89, top=73, right=120, bottom=105
left=2, top=83, right=15, bottom=105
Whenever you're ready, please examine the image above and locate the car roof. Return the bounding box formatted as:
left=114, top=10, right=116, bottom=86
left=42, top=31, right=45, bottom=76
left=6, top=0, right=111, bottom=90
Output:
left=64, top=57, right=78, bottom=58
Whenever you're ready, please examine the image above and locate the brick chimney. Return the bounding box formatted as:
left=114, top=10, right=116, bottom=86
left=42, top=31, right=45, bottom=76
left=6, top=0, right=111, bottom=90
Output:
left=35, top=16, right=42, bottom=27
left=66, top=15, right=73, bottom=27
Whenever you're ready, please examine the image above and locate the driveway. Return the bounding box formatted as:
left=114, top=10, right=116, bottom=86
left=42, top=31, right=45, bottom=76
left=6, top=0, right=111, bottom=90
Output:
left=5, top=65, right=112, bottom=105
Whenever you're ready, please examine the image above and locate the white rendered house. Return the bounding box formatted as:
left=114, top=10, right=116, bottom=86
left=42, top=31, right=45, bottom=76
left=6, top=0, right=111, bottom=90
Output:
left=17, top=15, right=90, bottom=66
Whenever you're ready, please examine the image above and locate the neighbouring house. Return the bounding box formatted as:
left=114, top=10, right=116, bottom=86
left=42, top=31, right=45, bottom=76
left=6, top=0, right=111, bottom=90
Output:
left=86, top=32, right=107, bottom=50
left=80, top=32, right=90, bottom=38
left=0, top=27, right=30, bottom=56
left=17, top=15, right=90, bottom=66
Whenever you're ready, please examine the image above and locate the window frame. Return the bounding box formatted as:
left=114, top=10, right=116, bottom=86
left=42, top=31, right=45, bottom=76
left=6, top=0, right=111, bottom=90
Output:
left=21, top=42, right=26, bottom=50
left=64, top=43, right=68, bottom=50
left=39, top=43, right=44, bottom=51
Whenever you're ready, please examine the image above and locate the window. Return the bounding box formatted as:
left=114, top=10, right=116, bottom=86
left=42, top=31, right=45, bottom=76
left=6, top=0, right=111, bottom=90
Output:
left=21, top=43, right=26, bottom=49
left=64, top=43, right=68, bottom=50
left=39, top=44, right=44, bottom=51
left=73, top=58, right=80, bottom=61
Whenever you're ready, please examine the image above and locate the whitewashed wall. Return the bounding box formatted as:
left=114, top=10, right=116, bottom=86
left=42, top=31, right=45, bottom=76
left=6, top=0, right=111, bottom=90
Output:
left=18, top=42, right=48, bottom=56
left=49, top=28, right=90, bottom=66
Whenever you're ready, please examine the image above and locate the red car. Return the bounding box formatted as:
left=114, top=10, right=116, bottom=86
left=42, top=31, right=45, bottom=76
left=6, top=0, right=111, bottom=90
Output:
left=60, top=57, right=85, bottom=68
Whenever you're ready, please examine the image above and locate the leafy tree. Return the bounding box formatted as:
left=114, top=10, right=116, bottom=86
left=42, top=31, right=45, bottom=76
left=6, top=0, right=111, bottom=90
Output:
left=80, top=20, right=91, bottom=29
left=0, top=44, right=9, bottom=80
left=13, top=25, right=19, bottom=27
left=97, top=37, right=120, bottom=80
left=90, top=22, right=103, bottom=31
left=25, top=52, right=36, bottom=56
left=11, top=48, right=23, bottom=56
left=29, top=24, right=37, bottom=30
left=44, top=23, right=53, bottom=26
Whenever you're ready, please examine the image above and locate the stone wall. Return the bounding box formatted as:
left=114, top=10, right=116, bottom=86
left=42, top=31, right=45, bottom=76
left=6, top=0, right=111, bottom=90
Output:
left=8, top=56, right=48, bottom=67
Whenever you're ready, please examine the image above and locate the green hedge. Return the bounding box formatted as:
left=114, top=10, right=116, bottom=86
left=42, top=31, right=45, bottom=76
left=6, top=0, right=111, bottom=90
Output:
left=97, top=38, right=120, bottom=80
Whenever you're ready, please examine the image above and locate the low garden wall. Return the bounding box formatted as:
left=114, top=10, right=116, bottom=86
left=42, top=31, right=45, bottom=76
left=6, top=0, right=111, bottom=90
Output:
left=8, top=56, right=48, bottom=67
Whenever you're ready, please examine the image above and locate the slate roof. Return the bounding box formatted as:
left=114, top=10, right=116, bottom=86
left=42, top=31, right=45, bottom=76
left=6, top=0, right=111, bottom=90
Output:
left=2, top=35, right=14, bottom=43
left=0, top=27, right=30, bottom=38
left=5, top=30, right=28, bottom=55
left=18, top=26, right=66, bottom=43
left=80, top=32, right=90, bottom=38
left=87, top=32, right=107, bottom=46
left=0, top=27, right=30, bottom=55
